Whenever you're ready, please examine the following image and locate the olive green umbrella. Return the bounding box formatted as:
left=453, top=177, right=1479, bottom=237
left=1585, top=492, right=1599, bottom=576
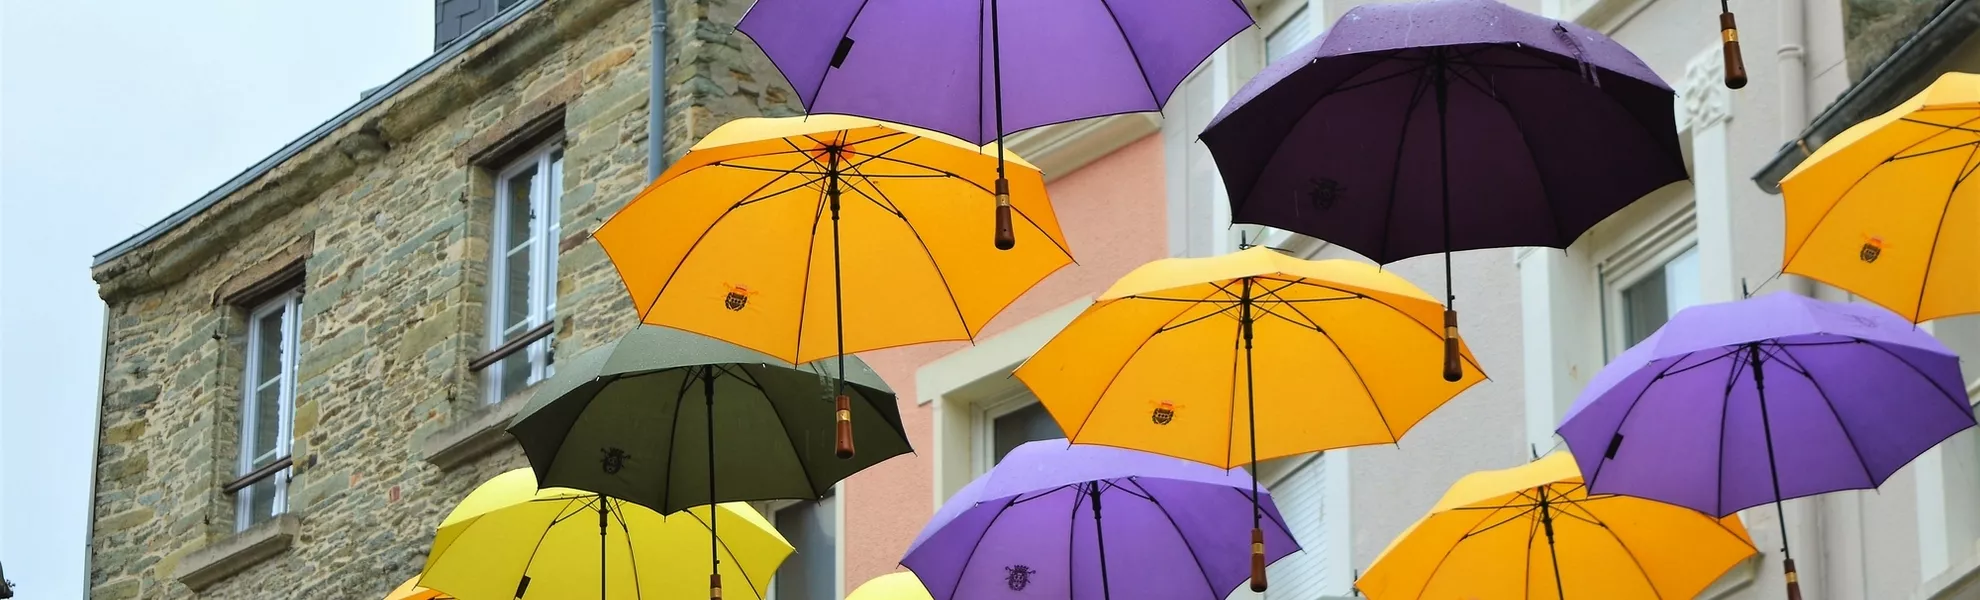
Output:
left=509, top=325, right=909, bottom=513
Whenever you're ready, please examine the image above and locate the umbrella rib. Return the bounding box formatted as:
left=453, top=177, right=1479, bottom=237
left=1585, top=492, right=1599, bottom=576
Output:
left=1598, top=513, right=1667, bottom=600
left=1224, top=50, right=1410, bottom=217
left=1306, top=312, right=1403, bottom=441
left=1068, top=483, right=1086, bottom=595
left=1225, top=307, right=1244, bottom=470
left=502, top=497, right=587, bottom=592
left=1850, top=338, right=1978, bottom=421
left=840, top=164, right=978, bottom=342
left=1785, top=113, right=1980, bottom=266
left=804, top=0, right=877, bottom=112
left=730, top=364, right=828, bottom=498
left=1066, top=286, right=1228, bottom=443
left=1907, top=142, right=1975, bottom=321
left=1413, top=501, right=1525, bottom=598
left=945, top=496, right=1024, bottom=600
left=1714, top=346, right=1753, bottom=517
left=1094, top=0, right=1164, bottom=109
left=1886, top=139, right=1980, bottom=162
left=661, top=370, right=698, bottom=511
left=1122, top=478, right=1223, bottom=599
left=640, top=168, right=828, bottom=322
left=1477, top=64, right=1575, bottom=248
left=611, top=502, right=648, bottom=600
left=788, top=183, right=829, bottom=365
left=1373, top=68, right=1436, bottom=262
left=684, top=508, right=770, bottom=597
left=1523, top=501, right=1541, bottom=600
left=1584, top=351, right=1703, bottom=490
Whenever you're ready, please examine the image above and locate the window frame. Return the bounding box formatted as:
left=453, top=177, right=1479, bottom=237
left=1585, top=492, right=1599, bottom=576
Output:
left=481, top=138, right=565, bottom=404
left=757, top=486, right=845, bottom=600
left=1594, top=207, right=1699, bottom=362
left=233, top=288, right=301, bottom=532
left=970, top=389, right=1065, bottom=476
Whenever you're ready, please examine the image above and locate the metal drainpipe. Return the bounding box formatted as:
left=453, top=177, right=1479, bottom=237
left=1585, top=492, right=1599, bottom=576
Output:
left=648, top=0, right=668, bottom=180
left=1779, top=0, right=1817, bottom=298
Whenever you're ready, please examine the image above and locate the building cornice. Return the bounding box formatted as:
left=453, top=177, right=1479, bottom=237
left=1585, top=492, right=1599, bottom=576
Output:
left=90, top=0, right=637, bottom=302
left=1003, top=113, right=1160, bottom=181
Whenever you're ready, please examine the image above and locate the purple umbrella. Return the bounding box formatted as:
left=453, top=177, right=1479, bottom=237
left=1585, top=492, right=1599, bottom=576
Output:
left=1199, top=0, right=1685, bottom=383
left=902, top=439, right=1300, bottom=599
left=737, top=0, right=1251, bottom=249
left=1558, top=292, right=1974, bottom=600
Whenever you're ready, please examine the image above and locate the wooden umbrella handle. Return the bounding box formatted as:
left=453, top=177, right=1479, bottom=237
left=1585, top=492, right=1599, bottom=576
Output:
left=1721, top=11, right=1748, bottom=88
left=1442, top=309, right=1463, bottom=382
left=1783, top=558, right=1803, bottom=600
left=835, top=394, right=855, bottom=459
left=710, top=573, right=723, bottom=600
left=1250, top=527, right=1269, bottom=592
left=994, top=178, right=1015, bottom=250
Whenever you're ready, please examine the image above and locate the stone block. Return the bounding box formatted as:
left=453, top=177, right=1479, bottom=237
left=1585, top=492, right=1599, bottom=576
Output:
left=420, top=394, right=526, bottom=470
left=172, top=514, right=301, bottom=591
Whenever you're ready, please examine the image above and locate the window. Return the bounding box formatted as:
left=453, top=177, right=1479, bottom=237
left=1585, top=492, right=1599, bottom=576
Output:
left=1616, top=245, right=1700, bottom=349
left=1264, top=3, right=1316, bottom=61
left=235, top=289, right=299, bottom=531
left=974, top=393, right=1066, bottom=474
left=485, top=142, right=564, bottom=404
left=765, top=489, right=839, bottom=600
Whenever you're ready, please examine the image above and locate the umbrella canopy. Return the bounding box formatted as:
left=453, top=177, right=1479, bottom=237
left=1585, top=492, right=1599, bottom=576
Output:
left=848, top=572, right=936, bottom=600
left=508, top=325, right=909, bottom=514
left=1199, top=0, right=1683, bottom=381
left=1356, top=452, right=1757, bottom=600
left=384, top=577, right=448, bottom=600
left=418, top=469, right=791, bottom=600
left=595, top=115, right=1070, bottom=455
left=1780, top=71, right=1980, bottom=323
left=1016, top=247, right=1484, bottom=469
left=1557, top=292, right=1974, bottom=599
left=902, top=440, right=1299, bottom=599
left=736, top=0, right=1252, bottom=147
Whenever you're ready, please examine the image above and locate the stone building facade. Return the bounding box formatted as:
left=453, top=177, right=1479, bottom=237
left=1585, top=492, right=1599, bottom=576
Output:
left=85, top=0, right=802, bottom=597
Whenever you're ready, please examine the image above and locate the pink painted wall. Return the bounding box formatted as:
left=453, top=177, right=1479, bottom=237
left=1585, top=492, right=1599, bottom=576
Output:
left=839, top=133, right=1170, bottom=589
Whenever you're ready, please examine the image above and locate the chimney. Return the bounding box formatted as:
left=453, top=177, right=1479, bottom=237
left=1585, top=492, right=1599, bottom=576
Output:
left=435, top=0, right=521, bottom=50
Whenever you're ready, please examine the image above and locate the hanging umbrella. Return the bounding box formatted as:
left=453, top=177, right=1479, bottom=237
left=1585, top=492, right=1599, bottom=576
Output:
left=736, top=0, right=1251, bottom=248
left=1014, top=247, right=1481, bottom=591
left=1199, top=0, right=1684, bottom=382
left=1779, top=71, right=1980, bottom=323
left=506, top=325, right=910, bottom=597
left=417, top=469, right=791, bottom=600
left=1557, top=291, right=1975, bottom=600
left=847, top=572, right=935, bottom=600
left=384, top=577, right=448, bottom=600
left=1356, top=452, right=1758, bottom=599
left=901, top=439, right=1299, bottom=599
left=595, top=115, right=1071, bottom=458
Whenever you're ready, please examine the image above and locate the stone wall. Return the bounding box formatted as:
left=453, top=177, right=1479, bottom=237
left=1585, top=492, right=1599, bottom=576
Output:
left=86, top=0, right=801, bottom=597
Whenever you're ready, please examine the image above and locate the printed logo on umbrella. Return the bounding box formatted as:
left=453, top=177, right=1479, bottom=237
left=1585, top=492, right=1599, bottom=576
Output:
left=600, top=447, right=631, bottom=474
left=722, top=283, right=758, bottom=312
left=1004, top=565, right=1036, bottom=591
left=1859, top=235, right=1886, bottom=263
left=1150, top=400, right=1184, bottom=425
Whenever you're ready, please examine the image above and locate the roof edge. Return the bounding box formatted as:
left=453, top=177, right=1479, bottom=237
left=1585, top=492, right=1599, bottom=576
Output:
left=91, top=0, right=550, bottom=267
left=1751, top=0, right=1980, bottom=193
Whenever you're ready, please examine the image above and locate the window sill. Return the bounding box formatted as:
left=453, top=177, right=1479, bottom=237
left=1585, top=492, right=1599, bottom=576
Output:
left=1699, top=555, right=1759, bottom=600
left=172, top=514, right=301, bottom=591
left=421, top=393, right=527, bottom=470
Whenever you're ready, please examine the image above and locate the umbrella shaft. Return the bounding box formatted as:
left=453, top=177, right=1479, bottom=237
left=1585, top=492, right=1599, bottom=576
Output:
left=1089, top=483, right=1113, bottom=600
left=1747, top=344, right=1794, bottom=559
left=1539, top=492, right=1565, bottom=600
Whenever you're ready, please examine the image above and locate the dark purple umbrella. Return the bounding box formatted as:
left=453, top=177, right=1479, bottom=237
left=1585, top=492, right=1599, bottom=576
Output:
left=902, top=439, right=1300, bottom=599
left=1199, top=0, right=1685, bottom=382
left=1558, top=292, right=1974, bottom=600
left=738, top=0, right=1251, bottom=249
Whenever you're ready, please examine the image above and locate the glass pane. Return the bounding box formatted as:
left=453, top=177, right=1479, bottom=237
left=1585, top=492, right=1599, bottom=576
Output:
left=773, top=494, right=837, bottom=600
left=503, top=245, right=532, bottom=336
left=243, top=476, right=280, bottom=528
left=252, top=383, right=283, bottom=462
left=504, top=165, right=537, bottom=246
left=992, top=402, right=1064, bottom=465
left=1621, top=246, right=1700, bottom=349
left=255, top=310, right=284, bottom=384
left=498, top=351, right=532, bottom=401
left=1266, top=5, right=1315, bottom=61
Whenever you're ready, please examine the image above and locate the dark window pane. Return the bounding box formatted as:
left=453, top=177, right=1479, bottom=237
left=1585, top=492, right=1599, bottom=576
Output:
left=773, top=493, right=837, bottom=600
left=992, top=402, right=1064, bottom=465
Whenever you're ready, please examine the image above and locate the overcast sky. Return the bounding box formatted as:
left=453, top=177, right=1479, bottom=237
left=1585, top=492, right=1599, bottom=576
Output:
left=2, top=1, right=430, bottom=596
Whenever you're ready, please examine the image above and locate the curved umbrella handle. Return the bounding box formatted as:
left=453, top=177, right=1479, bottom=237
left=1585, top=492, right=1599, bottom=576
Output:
left=1442, top=309, right=1463, bottom=382
left=835, top=394, right=856, bottom=459
left=1783, top=558, right=1803, bottom=600
left=711, top=573, right=723, bottom=600
left=1720, top=5, right=1748, bottom=88
left=994, top=178, right=1015, bottom=250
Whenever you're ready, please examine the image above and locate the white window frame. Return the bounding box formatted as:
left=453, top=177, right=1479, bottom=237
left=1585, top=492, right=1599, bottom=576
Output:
left=236, top=289, right=300, bottom=531
left=970, top=389, right=1065, bottom=476
left=1596, top=220, right=1700, bottom=362
left=757, top=486, right=845, bottom=600
left=484, top=140, right=564, bottom=404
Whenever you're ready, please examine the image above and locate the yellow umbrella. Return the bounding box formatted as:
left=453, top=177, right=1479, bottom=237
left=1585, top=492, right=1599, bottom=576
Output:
left=596, top=114, right=1072, bottom=457
left=1780, top=71, right=1980, bottom=323
left=1356, top=452, right=1757, bottom=600
left=383, top=577, right=447, bottom=600
left=846, top=572, right=936, bottom=600
left=1014, top=245, right=1484, bottom=591
left=418, top=469, right=791, bottom=600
